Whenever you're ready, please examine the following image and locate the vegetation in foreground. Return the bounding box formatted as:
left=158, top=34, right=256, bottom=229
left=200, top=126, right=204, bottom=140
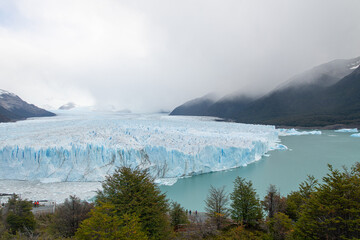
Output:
left=0, top=162, right=360, bottom=239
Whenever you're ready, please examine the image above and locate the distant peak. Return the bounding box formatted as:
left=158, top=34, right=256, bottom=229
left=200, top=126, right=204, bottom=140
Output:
left=0, top=89, right=16, bottom=96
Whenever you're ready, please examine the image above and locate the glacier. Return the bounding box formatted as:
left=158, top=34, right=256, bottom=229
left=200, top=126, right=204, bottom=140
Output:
left=0, top=112, right=281, bottom=185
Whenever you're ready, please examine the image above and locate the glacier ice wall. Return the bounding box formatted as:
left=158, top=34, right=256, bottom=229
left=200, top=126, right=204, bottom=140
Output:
left=0, top=113, right=280, bottom=184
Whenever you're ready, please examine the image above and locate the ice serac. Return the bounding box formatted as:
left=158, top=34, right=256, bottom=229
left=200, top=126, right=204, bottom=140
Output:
left=0, top=113, right=280, bottom=185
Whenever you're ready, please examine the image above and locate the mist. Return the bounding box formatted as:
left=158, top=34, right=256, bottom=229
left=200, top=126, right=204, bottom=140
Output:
left=0, top=0, right=359, bottom=112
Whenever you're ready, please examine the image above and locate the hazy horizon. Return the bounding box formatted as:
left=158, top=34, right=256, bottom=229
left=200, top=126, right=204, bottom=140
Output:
left=1, top=0, right=360, bottom=112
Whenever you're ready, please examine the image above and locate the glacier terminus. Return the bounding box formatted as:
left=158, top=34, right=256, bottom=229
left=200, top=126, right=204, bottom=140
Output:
left=0, top=111, right=286, bottom=185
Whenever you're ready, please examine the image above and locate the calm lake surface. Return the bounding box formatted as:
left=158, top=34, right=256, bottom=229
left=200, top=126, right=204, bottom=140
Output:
left=160, top=130, right=360, bottom=212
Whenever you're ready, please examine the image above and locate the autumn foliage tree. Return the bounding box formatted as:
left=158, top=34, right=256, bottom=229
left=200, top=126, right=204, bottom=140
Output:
left=204, top=185, right=229, bottom=230
left=262, top=184, right=286, bottom=219
left=52, top=195, right=93, bottom=237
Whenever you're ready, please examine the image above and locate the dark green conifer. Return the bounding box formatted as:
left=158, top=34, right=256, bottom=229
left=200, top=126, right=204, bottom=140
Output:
left=230, top=177, right=262, bottom=227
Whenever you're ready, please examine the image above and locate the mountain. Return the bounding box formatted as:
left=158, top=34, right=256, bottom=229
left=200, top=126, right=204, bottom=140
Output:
left=170, top=93, right=218, bottom=116
left=59, top=102, right=76, bottom=110
left=170, top=56, right=360, bottom=127
left=0, top=89, right=55, bottom=122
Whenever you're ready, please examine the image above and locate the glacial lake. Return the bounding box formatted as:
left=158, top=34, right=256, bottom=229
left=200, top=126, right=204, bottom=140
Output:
left=160, top=130, right=360, bottom=212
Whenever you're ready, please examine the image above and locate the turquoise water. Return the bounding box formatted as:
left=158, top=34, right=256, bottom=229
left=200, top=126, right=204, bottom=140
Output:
left=160, top=131, right=360, bottom=212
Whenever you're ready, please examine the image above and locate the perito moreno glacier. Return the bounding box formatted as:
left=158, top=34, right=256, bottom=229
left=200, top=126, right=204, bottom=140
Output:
left=0, top=111, right=284, bottom=185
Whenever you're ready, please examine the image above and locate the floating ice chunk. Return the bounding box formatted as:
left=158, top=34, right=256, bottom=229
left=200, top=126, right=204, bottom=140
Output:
left=277, top=128, right=322, bottom=136
left=335, top=128, right=358, bottom=133
left=350, top=133, right=360, bottom=138
left=154, top=178, right=179, bottom=186
left=276, top=144, right=288, bottom=150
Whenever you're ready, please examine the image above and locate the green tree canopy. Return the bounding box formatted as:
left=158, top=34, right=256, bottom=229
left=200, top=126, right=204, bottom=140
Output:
left=95, top=166, right=171, bottom=240
left=230, top=177, right=262, bottom=227
left=285, top=175, right=318, bottom=221
left=295, top=163, right=360, bottom=239
left=5, top=194, right=36, bottom=235
left=75, top=203, right=148, bottom=240
left=267, top=212, right=293, bottom=240
left=169, top=202, right=188, bottom=231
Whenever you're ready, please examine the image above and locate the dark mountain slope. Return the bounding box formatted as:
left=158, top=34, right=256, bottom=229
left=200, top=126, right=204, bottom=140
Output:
left=170, top=94, right=218, bottom=116
left=235, top=65, right=360, bottom=126
left=205, top=95, right=254, bottom=119
left=0, top=90, right=55, bottom=122
left=170, top=57, right=360, bottom=127
left=170, top=57, right=360, bottom=125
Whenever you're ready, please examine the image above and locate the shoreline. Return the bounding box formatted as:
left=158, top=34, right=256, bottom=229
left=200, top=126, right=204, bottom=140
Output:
left=276, top=124, right=360, bottom=130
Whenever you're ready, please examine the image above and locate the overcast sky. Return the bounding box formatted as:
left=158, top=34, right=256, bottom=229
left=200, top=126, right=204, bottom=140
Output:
left=0, top=0, right=360, bottom=112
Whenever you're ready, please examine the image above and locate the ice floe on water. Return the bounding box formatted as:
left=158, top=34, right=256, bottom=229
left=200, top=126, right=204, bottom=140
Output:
left=335, top=128, right=358, bottom=133
left=0, top=112, right=281, bottom=187
left=350, top=133, right=360, bottom=138
left=277, top=128, right=322, bottom=136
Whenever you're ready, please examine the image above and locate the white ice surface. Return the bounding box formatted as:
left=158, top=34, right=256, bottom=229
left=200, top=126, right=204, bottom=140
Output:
left=0, top=112, right=281, bottom=188
left=350, top=133, right=360, bottom=137
left=335, top=128, right=358, bottom=133
left=0, top=180, right=101, bottom=203
left=277, top=128, right=322, bottom=136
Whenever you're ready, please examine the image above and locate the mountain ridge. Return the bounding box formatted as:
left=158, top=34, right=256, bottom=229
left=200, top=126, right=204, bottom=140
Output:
left=170, top=56, right=360, bottom=127
left=0, top=89, right=55, bottom=122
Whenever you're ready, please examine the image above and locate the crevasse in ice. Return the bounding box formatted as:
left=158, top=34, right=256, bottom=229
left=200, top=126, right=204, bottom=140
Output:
left=0, top=112, right=281, bottom=185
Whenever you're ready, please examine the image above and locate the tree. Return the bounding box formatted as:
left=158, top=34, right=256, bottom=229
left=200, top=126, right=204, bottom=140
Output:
left=299, top=175, right=318, bottom=199
left=5, top=194, right=36, bottom=235
left=230, top=177, right=262, bottom=227
left=285, top=175, right=318, bottom=221
left=75, top=203, right=148, bottom=240
left=267, top=212, right=293, bottom=240
left=95, top=166, right=171, bottom=240
left=52, top=195, right=93, bottom=237
left=204, top=185, right=229, bottom=230
left=295, top=163, right=360, bottom=239
left=284, top=191, right=302, bottom=221
left=262, top=185, right=286, bottom=219
left=169, top=202, right=188, bottom=231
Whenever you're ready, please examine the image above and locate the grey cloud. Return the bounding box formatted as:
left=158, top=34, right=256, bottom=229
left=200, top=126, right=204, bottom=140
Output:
left=0, top=0, right=359, bottom=112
